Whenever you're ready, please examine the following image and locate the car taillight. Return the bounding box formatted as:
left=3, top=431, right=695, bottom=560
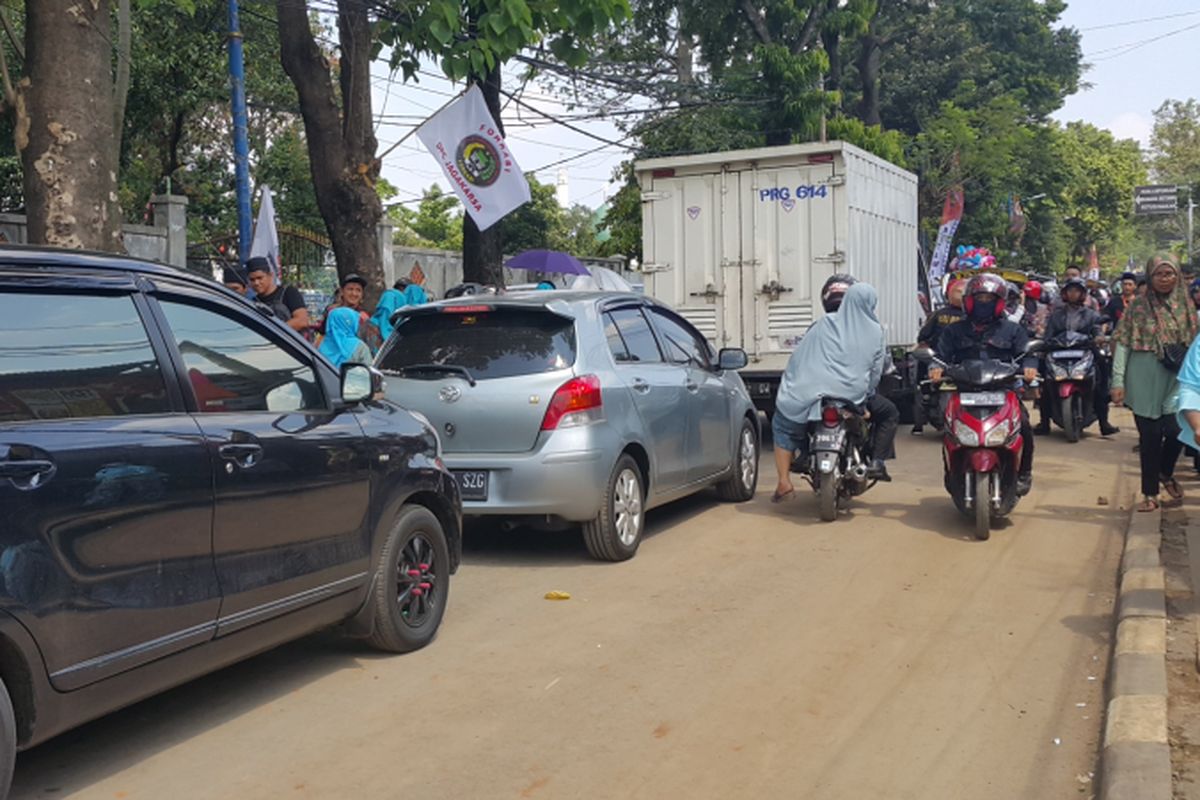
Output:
left=542, top=375, right=603, bottom=430
left=441, top=305, right=492, bottom=314
left=821, top=406, right=840, bottom=427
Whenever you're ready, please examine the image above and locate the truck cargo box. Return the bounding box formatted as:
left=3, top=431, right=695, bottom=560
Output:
left=635, top=141, right=920, bottom=378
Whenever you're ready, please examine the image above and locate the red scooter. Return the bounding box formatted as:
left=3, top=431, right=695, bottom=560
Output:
left=927, top=356, right=1029, bottom=540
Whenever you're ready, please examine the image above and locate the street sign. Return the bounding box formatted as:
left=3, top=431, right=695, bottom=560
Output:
left=1135, top=185, right=1180, bottom=216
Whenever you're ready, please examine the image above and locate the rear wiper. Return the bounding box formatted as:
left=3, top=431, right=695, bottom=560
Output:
left=394, top=363, right=477, bottom=387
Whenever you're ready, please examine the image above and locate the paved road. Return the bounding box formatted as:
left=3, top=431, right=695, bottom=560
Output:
left=12, top=418, right=1136, bottom=799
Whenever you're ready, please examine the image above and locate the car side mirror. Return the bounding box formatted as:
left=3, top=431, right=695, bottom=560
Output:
left=718, top=348, right=748, bottom=371
left=341, top=363, right=384, bottom=404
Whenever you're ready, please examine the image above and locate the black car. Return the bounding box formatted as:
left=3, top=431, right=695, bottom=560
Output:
left=0, top=246, right=461, bottom=797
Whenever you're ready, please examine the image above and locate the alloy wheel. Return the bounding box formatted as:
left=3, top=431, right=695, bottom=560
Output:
left=613, top=468, right=643, bottom=546
left=397, top=534, right=438, bottom=627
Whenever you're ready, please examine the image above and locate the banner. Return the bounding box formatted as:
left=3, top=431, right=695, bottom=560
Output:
left=417, top=86, right=531, bottom=231
left=928, top=186, right=965, bottom=305
left=249, top=184, right=281, bottom=279
left=1007, top=194, right=1027, bottom=239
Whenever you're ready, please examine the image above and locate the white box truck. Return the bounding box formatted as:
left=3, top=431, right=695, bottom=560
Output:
left=635, top=141, right=920, bottom=416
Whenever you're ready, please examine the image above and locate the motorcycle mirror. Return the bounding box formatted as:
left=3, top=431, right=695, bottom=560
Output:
left=911, top=347, right=935, bottom=362
left=1025, top=339, right=1046, bottom=354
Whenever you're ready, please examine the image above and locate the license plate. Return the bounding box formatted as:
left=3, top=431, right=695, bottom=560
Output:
left=1052, top=349, right=1085, bottom=359
left=959, top=392, right=1006, bottom=406
left=813, top=430, right=844, bottom=450
left=453, top=470, right=489, bottom=501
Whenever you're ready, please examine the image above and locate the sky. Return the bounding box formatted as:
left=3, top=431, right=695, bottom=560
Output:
left=371, top=3, right=1200, bottom=215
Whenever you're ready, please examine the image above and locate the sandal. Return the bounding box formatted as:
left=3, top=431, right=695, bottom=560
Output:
left=1137, top=496, right=1159, bottom=513
left=1161, top=477, right=1184, bottom=501
left=771, top=488, right=796, bottom=504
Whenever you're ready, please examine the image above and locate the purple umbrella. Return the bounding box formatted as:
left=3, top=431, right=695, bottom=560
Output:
left=504, top=249, right=591, bottom=276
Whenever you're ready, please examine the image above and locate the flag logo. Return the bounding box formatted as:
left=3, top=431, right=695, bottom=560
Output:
left=456, top=135, right=502, bottom=187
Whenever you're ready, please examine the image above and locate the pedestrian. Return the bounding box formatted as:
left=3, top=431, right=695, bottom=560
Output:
left=322, top=273, right=383, bottom=351
left=245, top=257, right=310, bottom=333
left=319, top=307, right=373, bottom=369
left=370, top=278, right=428, bottom=342
left=222, top=266, right=248, bottom=296
left=1111, top=259, right=1199, bottom=511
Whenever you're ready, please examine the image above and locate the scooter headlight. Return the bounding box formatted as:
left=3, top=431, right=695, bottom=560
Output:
left=953, top=419, right=980, bottom=447
left=984, top=420, right=1012, bottom=447
left=1049, top=361, right=1070, bottom=380
left=1070, top=352, right=1095, bottom=380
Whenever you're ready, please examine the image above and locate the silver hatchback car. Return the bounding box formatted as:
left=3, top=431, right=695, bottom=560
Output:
left=375, top=291, right=760, bottom=561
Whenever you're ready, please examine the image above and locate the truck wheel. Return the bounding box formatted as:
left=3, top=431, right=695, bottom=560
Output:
left=583, top=455, right=645, bottom=561
left=1061, top=395, right=1080, bottom=443
left=716, top=419, right=759, bottom=502
left=818, top=471, right=839, bottom=522
left=367, top=505, right=450, bottom=653
left=974, top=472, right=991, bottom=541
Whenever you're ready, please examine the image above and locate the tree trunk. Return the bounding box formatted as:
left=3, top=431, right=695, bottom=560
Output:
left=463, top=65, right=505, bottom=287
left=856, top=31, right=882, bottom=127
left=277, top=0, right=384, bottom=306
left=821, top=0, right=840, bottom=99
left=21, top=0, right=122, bottom=251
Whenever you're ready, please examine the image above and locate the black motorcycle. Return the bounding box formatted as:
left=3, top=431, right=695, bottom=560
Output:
left=1039, top=330, right=1101, bottom=443
left=791, top=397, right=878, bottom=522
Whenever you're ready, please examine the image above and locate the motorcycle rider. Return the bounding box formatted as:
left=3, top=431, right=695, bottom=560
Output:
left=932, top=272, right=1039, bottom=496
left=912, top=278, right=967, bottom=434
left=1034, top=277, right=1118, bottom=436
left=821, top=274, right=899, bottom=480
left=1020, top=280, right=1048, bottom=338
left=1105, top=271, right=1138, bottom=325
left=771, top=279, right=890, bottom=502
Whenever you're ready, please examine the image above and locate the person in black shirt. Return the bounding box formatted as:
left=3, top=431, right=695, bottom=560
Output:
left=934, top=272, right=1039, bottom=495
left=245, top=257, right=310, bottom=333
left=912, top=278, right=967, bottom=434
left=1035, top=277, right=1117, bottom=436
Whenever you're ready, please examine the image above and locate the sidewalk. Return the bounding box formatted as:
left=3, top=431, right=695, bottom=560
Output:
left=1102, top=480, right=1200, bottom=800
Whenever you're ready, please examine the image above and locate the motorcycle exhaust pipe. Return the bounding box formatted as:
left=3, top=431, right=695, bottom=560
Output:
left=850, top=463, right=869, bottom=482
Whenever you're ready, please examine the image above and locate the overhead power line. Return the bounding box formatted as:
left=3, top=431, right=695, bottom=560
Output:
left=1086, top=20, right=1200, bottom=60
left=1081, top=10, right=1200, bottom=32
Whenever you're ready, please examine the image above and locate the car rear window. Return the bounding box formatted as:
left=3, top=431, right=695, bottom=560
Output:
left=379, top=308, right=577, bottom=380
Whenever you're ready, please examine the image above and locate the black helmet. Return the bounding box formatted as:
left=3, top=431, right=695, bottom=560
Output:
left=444, top=282, right=483, bottom=298
left=1061, top=276, right=1088, bottom=301
left=821, top=273, right=856, bottom=313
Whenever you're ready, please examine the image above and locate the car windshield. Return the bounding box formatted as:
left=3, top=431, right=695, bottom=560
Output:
left=379, top=308, right=576, bottom=380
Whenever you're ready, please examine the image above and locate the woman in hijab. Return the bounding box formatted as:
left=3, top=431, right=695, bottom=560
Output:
left=371, top=279, right=429, bottom=342
left=771, top=282, right=887, bottom=503
left=1112, top=258, right=1199, bottom=511
left=319, top=307, right=373, bottom=370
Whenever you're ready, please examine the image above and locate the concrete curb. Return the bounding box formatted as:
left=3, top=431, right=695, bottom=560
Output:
left=1101, top=503, right=1172, bottom=800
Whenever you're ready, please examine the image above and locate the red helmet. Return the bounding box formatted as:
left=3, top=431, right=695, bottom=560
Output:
left=1024, top=280, right=1042, bottom=301
left=962, top=273, right=1009, bottom=319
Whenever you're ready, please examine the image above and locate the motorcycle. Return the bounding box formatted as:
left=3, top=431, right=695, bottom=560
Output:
left=917, top=351, right=1030, bottom=540
left=790, top=397, right=877, bottom=522
left=1040, top=330, right=1101, bottom=443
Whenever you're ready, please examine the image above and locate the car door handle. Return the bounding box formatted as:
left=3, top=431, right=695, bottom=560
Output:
left=218, top=443, right=263, bottom=468
left=631, top=378, right=651, bottom=394
left=0, top=457, right=55, bottom=489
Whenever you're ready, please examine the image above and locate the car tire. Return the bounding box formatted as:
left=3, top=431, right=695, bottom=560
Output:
left=0, top=678, right=15, bottom=800
left=716, top=418, right=759, bottom=502
left=583, top=454, right=644, bottom=562
left=366, top=505, right=450, bottom=653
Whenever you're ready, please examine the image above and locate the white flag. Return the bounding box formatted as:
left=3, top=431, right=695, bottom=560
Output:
left=249, top=184, right=281, bottom=279
left=417, top=85, right=531, bottom=231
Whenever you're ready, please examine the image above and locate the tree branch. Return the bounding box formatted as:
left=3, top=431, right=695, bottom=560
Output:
left=739, top=0, right=773, bottom=45
left=0, top=25, right=16, bottom=110
left=277, top=0, right=346, bottom=168
left=0, top=7, right=22, bottom=62
left=795, top=5, right=826, bottom=53
left=113, top=0, right=131, bottom=166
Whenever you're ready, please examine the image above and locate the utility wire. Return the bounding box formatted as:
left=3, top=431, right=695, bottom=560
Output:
left=1081, top=10, right=1200, bottom=32
left=1085, top=20, right=1200, bottom=59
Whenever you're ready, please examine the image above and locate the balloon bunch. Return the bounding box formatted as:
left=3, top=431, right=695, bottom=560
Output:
left=950, top=245, right=997, bottom=271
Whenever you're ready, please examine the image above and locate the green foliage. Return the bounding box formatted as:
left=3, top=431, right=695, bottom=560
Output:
left=825, top=116, right=906, bottom=166
left=380, top=0, right=632, bottom=82
left=1150, top=99, right=1200, bottom=188
left=391, top=185, right=465, bottom=250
